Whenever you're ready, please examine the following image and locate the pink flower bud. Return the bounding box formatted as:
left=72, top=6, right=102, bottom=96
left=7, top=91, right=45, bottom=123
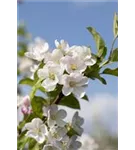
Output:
left=23, top=95, right=30, bottom=107
left=21, top=106, right=28, bottom=115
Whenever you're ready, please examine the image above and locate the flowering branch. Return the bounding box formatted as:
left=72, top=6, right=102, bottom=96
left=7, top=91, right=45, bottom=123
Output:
left=17, top=13, right=118, bottom=150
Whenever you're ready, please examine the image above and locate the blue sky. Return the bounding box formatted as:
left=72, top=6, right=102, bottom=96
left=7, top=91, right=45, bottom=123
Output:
left=18, top=2, right=118, bottom=134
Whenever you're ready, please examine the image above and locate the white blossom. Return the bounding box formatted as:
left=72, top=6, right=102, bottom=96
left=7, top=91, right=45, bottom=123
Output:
left=55, top=39, right=69, bottom=54
left=60, top=73, right=89, bottom=98
left=25, top=118, right=48, bottom=144
left=38, top=62, right=64, bottom=92
left=71, top=112, right=84, bottom=136
left=46, top=126, right=67, bottom=145
left=25, top=37, right=49, bottom=61
left=55, top=135, right=82, bottom=150
left=43, top=104, right=67, bottom=127
left=68, top=45, right=96, bottom=66
left=60, top=56, right=87, bottom=74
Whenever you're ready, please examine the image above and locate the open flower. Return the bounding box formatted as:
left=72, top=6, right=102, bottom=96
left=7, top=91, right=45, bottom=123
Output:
left=60, top=73, right=89, bottom=98
left=71, top=112, right=84, bottom=136
left=55, top=39, right=69, bottom=54
left=43, top=104, right=67, bottom=127
left=60, top=56, right=87, bottom=74
left=38, top=62, right=64, bottom=92
left=46, top=126, right=67, bottom=145
left=68, top=45, right=96, bottom=66
left=55, top=135, right=82, bottom=150
left=25, top=37, right=49, bottom=61
left=25, top=118, right=48, bottom=144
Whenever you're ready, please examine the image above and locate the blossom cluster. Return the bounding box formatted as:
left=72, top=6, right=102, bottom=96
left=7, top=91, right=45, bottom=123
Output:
left=24, top=104, right=84, bottom=150
left=18, top=37, right=97, bottom=150
left=25, top=37, right=96, bottom=98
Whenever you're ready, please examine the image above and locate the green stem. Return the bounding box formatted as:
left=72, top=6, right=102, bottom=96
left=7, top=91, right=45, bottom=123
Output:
left=29, top=79, right=42, bottom=100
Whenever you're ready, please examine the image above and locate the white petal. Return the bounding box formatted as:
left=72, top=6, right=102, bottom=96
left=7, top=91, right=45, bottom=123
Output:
left=43, top=42, right=49, bottom=52
left=56, top=119, right=66, bottom=127
left=48, top=118, right=56, bottom=127
left=56, top=109, right=67, bottom=119
left=77, top=62, right=87, bottom=73
left=25, top=122, right=35, bottom=131
left=73, top=87, right=85, bottom=98
left=26, top=130, right=37, bottom=139
left=59, top=74, right=69, bottom=85
left=25, top=52, right=36, bottom=60
left=40, top=124, right=48, bottom=134
left=73, top=125, right=83, bottom=136
left=76, top=76, right=89, bottom=86
left=55, top=39, right=59, bottom=48
left=36, top=132, right=45, bottom=143
left=42, top=106, right=49, bottom=117
left=32, top=118, right=43, bottom=129
left=44, top=77, right=58, bottom=86
left=85, top=56, right=97, bottom=66
left=50, top=104, right=58, bottom=114
left=52, top=49, right=64, bottom=63
left=38, top=67, right=49, bottom=79
left=62, top=86, right=73, bottom=96
left=55, top=127, right=67, bottom=139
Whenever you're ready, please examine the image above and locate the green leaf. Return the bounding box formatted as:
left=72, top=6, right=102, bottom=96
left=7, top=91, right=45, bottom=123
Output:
left=59, top=94, right=80, bottom=109
left=85, top=68, right=107, bottom=85
left=18, top=49, right=27, bottom=57
left=19, top=78, right=34, bottom=87
left=102, top=68, right=118, bottom=76
left=31, top=96, right=47, bottom=118
left=95, top=74, right=107, bottom=85
left=113, top=13, right=118, bottom=37
left=29, top=139, right=40, bottom=150
left=110, top=48, right=118, bottom=62
left=17, top=25, right=27, bottom=37
left=47, top=85, right=62, bottom=102
left=87, top=27, right=107, bottom=60
left=82, top=94, right=89, bottom=101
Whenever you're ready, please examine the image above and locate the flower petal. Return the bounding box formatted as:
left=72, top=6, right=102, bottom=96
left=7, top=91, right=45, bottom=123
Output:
left=55, top=39, right=59, bottom=48
left=56, top=119, right=66, bottom=127
left=76, top=76, right=89, bottom=86
left=38, top=67, right=49, bottom=79
left=26, top=130, right=37, bottom=139
left=62, top=86, right=73, bottom=96
left=85, top=55, right=97, bottom=66
left=73, top=87, right=85, bottom=98
left=36, top=132, right=45, bottom=143
left=56, top=109, right=67, bottom=119
left=32, top=118, right=43, bottom=129
left=48, top=118, right=56, bottom=127
left=40, top=124, right=48, bottom=134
